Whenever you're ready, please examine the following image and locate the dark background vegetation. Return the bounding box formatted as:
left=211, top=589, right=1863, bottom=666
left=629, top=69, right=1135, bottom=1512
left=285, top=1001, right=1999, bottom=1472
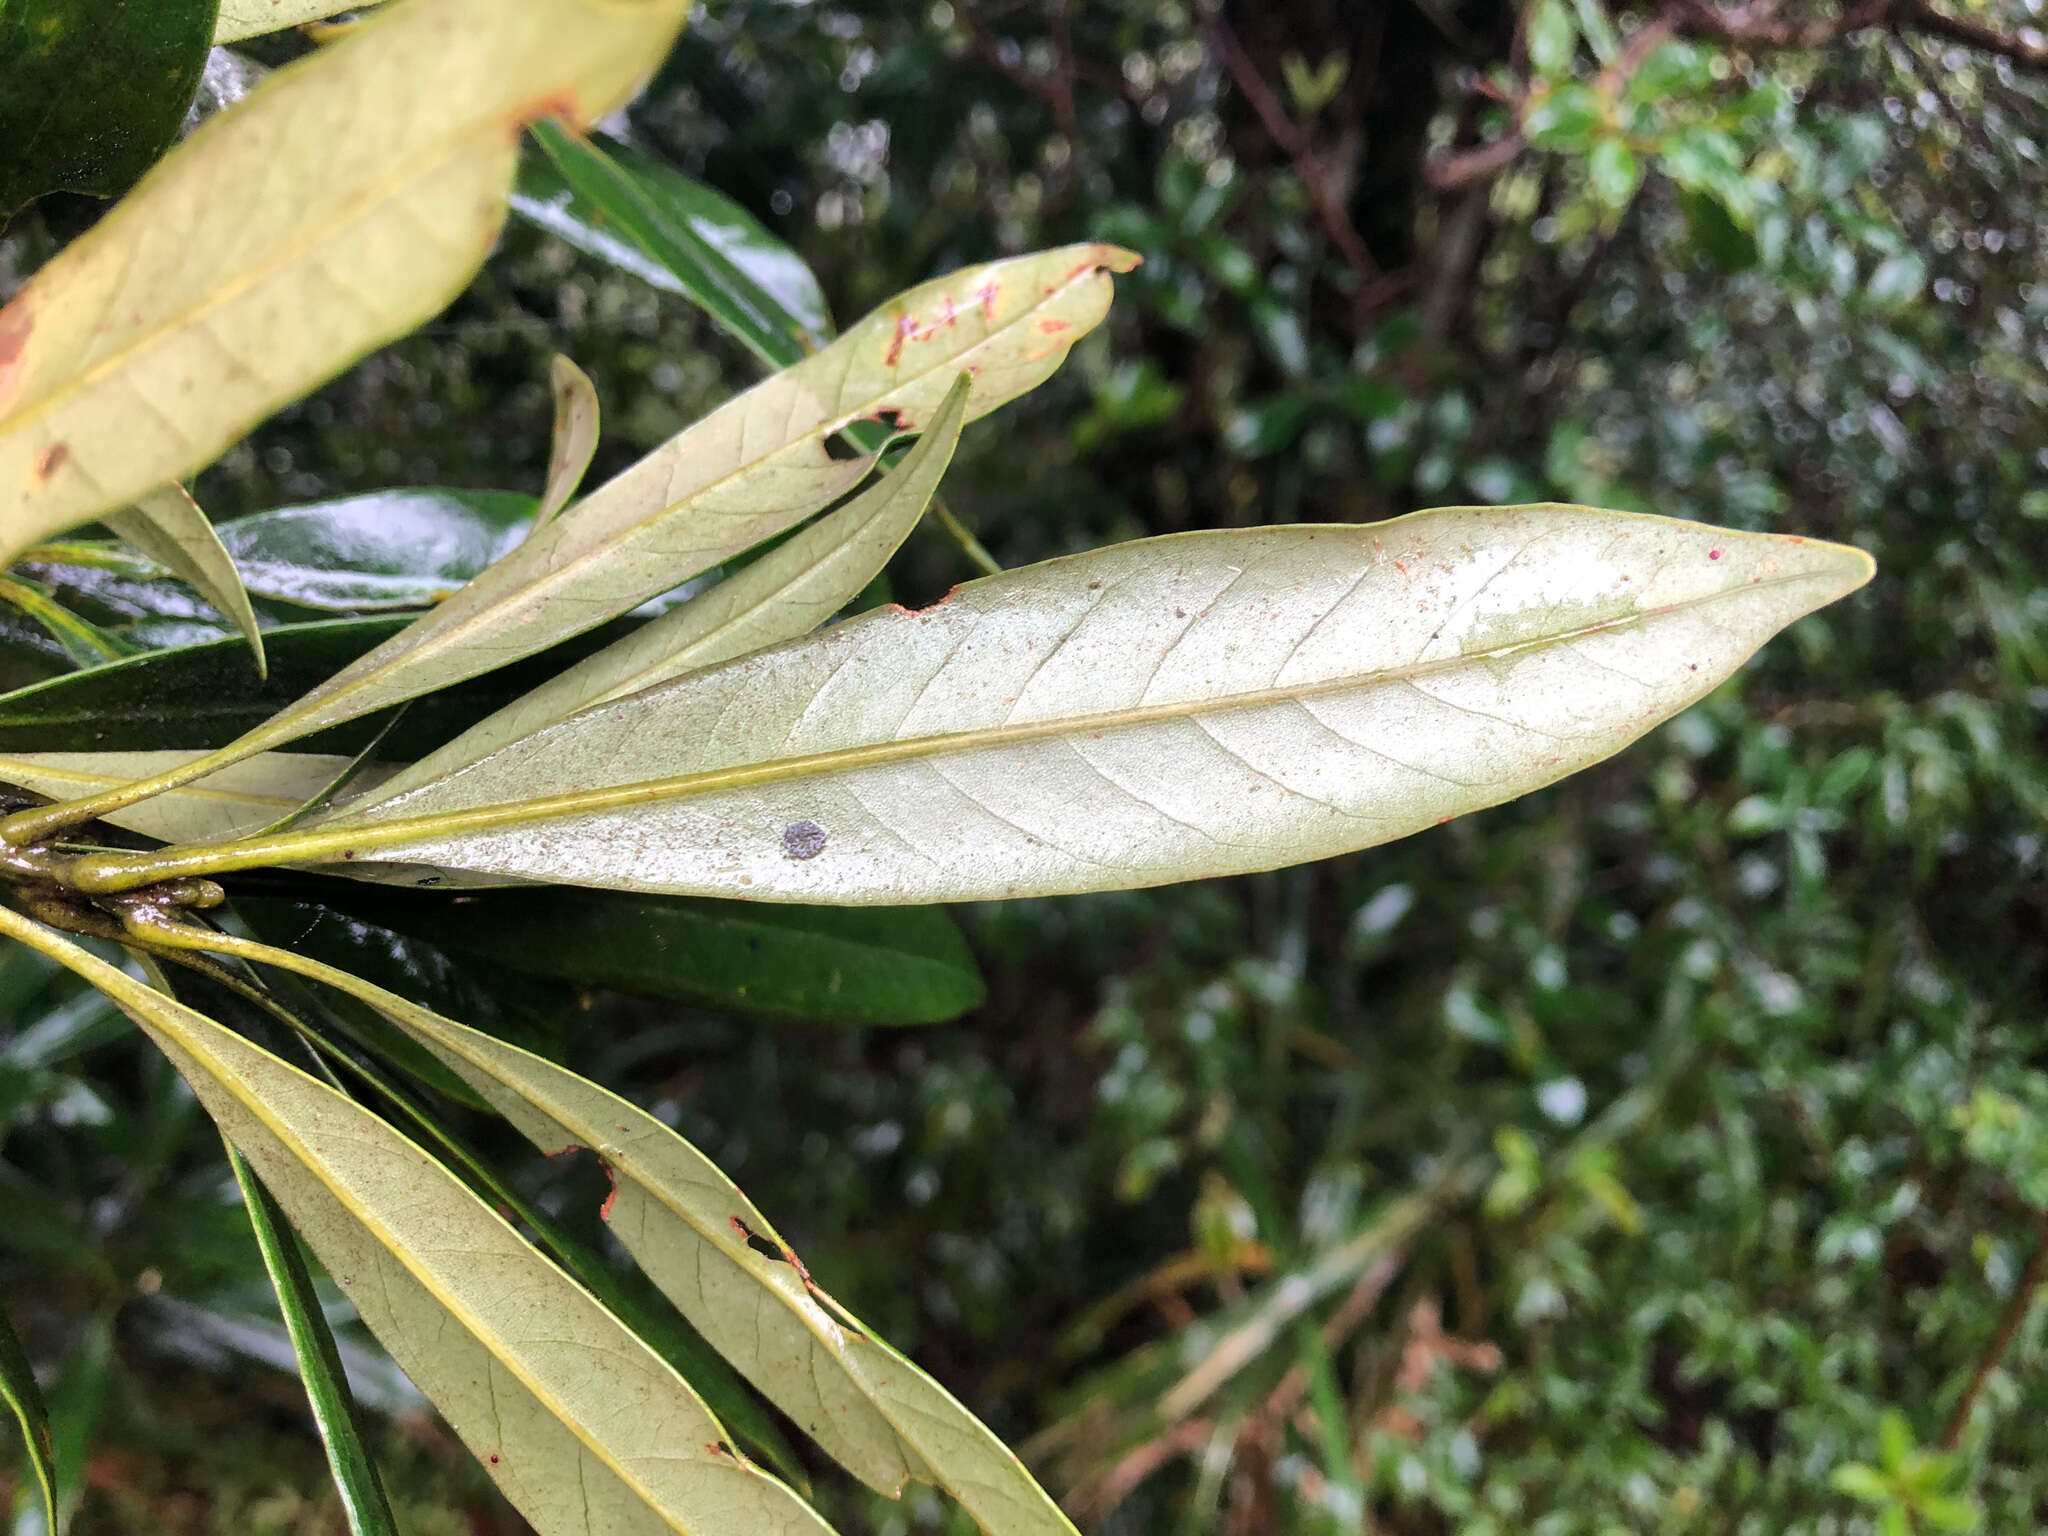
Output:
left=3, top=0, right=2046, bottom=1531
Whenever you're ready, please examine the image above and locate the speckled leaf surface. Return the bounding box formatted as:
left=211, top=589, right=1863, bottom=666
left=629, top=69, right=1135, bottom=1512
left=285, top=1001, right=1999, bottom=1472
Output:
left=0, top=0, right=690, bottom=567
left=271, top=505, right=1873, bottom=902
left=0, top=909, right=840, bottom=1536
left=0, top=0, right=217, bottom=216
left=379, top=372, right=973, bottom=797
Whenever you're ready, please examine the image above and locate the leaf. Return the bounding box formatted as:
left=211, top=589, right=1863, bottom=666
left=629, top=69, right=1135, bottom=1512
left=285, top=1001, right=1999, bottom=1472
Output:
left=7, top=246, right=1134, bottom=842
left=517, top=124, right=834, bottom=367
left=214, top=489, right=541, bottom=612
left=224, top=1138, right=401, bottom=1536
left=381, top=371, right=972, bottom=795
left=536, top=357, right=602, bottom=534
left=0, top=1299, right=57, bottom=1535
left=0, top=576, right=137, bottom=669
left=0, top=0, right=691, bottom=567
left=213, top=1, right=388, bottom=43
left=0, top=905, right=839, bottom=1536
left=218, top=245, right=1133, bottom=752
left=0, top=615, right=640, bottom=758
left=0, top=0, right=217, bottom=217
left=305, top=885, right=986, bottom=1026
left=103, top=486, right=267, bottom=677
left=140, top=926, right=1074, bottom=1536
left=0, top=749, right=391, bottom=845
left=119, top=506, right=1870, bottom=902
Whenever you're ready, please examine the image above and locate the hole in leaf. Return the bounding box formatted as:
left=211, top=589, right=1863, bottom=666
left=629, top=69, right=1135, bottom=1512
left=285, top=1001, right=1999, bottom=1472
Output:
left=822, top=431, right=862, bottom=461
left=731, top=1216, right=787, bottom=1263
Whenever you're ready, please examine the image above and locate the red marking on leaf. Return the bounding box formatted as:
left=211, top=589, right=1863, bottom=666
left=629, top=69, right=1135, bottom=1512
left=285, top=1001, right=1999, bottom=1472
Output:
left=488, top=1453, right=501, bottom=1465
left=32, top=443, right=68, bottom=484
left=597, top=1160, right=620, bottom=1222
left=543, top=1143, right=584, bottom=1159
left=1708, top=549, right=1722, bottom=560
left=0, top=293, right=29, bottom=416
left=884, top=312, right=917, bottom=368
left=1037, top=317, right=1071, bottom=335
left=975, top=279, right=1000, bottom=320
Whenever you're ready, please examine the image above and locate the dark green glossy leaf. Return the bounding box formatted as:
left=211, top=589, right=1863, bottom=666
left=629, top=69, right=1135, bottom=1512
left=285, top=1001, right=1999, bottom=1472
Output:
left=0, top=575, right=139, bottom=668
left=0, top=1299, right=57, bottom=1535
left=0, top=0, right=219, bottom=217
left=225, top=1139, right=401, bottom=1536
left=0, top=614, right=639, bottom=757
left=215, top=489, right=540, bottom=612
left=517, top=122, right=831, bottom=368
left=308, top=886, right=986, bottom=1026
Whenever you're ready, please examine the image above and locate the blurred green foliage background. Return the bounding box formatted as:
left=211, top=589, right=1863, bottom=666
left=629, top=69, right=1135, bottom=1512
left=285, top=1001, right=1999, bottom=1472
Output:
left=2, top=1, right=2045, bottom=1531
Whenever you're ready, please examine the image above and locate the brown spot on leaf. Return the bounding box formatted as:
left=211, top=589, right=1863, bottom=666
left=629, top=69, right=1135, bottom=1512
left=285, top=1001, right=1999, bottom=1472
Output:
left=32, top=443, right=68, bottom=484
left=1037, top=317, right=1071, bottom=334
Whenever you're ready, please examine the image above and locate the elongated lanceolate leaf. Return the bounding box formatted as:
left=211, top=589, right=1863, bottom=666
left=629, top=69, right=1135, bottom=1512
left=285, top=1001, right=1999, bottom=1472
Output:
left=380, top=372, right=973, bottom=796
left=125, top=506, right=1873, bottom=903
left=0, top=907, right=839, bottom=1536
left=0, top=750, right=394, bottom=844
left=536, top=356, right=602, bottom=534
left=0, top=0, right=690, bottom=568
left=146, top=933, right=1074, bottom=1536
left=0, top=1298, right=58, bottom=1535
left=517, top=124, right=834, bottom=366
left=224, top=1138, right=400, bottom=1536
left=104, top=486, right=267, bottom=676
left=202, top=245, right=1134, bottom=761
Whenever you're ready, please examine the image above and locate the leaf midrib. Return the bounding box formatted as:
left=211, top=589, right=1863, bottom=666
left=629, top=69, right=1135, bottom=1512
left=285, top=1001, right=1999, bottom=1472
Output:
left=306, top=562, right=1846, bottom=858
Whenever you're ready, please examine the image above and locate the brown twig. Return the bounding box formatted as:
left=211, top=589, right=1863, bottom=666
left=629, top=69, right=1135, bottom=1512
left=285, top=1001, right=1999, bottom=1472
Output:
left=1245, top=1252, right=1405, bottom=1443
left=1940, top=1208, right=2048, bottom=1449
left=1066, top=1416, right=1215, bottom=1523
left=1207, top=14, right=1384, bottom=283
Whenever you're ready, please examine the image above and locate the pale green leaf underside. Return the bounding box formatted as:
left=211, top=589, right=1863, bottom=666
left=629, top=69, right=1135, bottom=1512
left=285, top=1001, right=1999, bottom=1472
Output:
left=212, top=243, right=1135, bottom=766
left=0, top=0, right=689, bottom=567
left=0, top=908, right=838, bottom=1536
left=375, top=371, right=974, bottom=800
left=276, top=964, right=1080, bottom=1536
left=105, top=485, right=268, bottom=677
left=0, top=750, right=392, bottom=845
left=299, top=506, right=1871, bottom=902
left=536, top=354, right=602, bottom=534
